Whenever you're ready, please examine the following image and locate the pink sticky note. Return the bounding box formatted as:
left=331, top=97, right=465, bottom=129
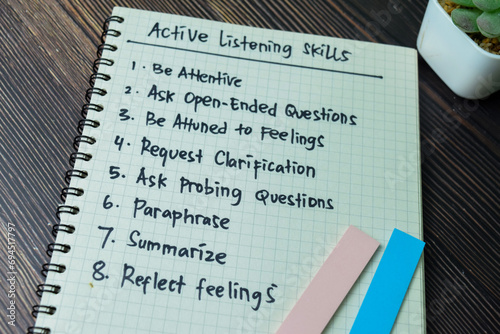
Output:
left=276, top=226, right=379, bottom=334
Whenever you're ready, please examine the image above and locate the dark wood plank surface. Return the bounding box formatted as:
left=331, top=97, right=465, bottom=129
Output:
left=0, top=1, right=498, bottom=333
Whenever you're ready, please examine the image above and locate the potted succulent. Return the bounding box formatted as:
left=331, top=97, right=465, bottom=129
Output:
left=417, top=0, right=500, bottom=99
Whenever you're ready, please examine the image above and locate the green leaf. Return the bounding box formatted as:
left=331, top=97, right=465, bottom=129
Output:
left=453, top=0, right=477, bottom=7
left=472, top=0, right=500, bottom=12
left=477, top=9, right=500, bottom=37
left=452, top=8, right=482, bottom=32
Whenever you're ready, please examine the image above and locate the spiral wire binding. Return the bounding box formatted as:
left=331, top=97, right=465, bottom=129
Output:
left=41, top=263, right=66, bottom=277
left=64, top=169, right=88, bottom=184
left=28, top=14, right=124, bottom=334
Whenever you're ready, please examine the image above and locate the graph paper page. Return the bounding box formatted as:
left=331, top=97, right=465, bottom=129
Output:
left=35, top=7, right=424, bottom=333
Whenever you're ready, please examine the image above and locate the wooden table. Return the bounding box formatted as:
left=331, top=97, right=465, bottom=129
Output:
left=1, top=1, right=498, bottom=333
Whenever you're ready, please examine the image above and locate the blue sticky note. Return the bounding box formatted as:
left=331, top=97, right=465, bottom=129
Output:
left=350, top=229, right=425, bottom=334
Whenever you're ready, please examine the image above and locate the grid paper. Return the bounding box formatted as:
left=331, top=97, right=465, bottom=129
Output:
left=35, top=7, right=424, bottom=334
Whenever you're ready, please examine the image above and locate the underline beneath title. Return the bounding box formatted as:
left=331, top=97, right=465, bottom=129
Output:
left=126, top=40, right=384, bottom=80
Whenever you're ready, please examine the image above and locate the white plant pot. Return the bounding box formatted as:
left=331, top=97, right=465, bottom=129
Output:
left=417, top=0, right=500, bottom=99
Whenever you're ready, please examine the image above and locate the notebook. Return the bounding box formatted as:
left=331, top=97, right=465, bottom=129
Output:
left=31, top=7, right=424, bottom=334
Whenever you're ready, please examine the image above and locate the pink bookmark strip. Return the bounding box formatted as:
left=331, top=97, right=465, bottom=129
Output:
left=276, top=226, right=379, bottom=334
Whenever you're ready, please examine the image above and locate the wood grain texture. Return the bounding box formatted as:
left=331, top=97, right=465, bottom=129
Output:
left=0, top=0, right=498, bottom=333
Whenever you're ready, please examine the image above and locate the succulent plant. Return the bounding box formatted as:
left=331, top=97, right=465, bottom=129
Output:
left=450, top=0, right=500, bottom=38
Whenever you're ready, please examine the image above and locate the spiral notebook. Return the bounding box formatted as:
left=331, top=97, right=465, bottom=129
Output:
left=31, top=7, right=425, bottom=334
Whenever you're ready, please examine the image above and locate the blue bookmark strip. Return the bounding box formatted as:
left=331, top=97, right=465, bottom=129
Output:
left=350, top=229, right=425, bottom=334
